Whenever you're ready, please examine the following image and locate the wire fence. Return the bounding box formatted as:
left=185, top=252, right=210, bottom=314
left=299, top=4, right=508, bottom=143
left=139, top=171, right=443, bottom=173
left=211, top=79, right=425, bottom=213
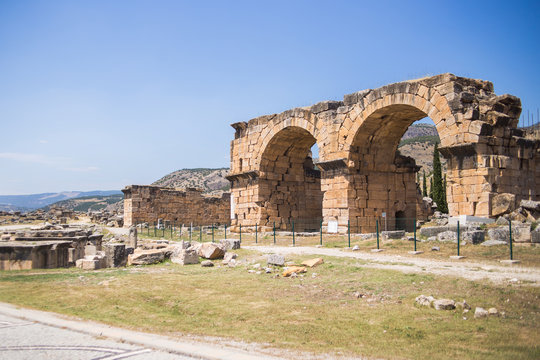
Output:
left=134, top=217, right=524, bottom=261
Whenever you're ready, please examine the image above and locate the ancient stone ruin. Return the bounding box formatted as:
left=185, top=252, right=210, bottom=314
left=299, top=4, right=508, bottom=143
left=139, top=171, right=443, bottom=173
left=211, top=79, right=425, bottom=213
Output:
left=122, top=185, right=230, bottom=227
left=0, top=225, right=103, bottom=270
left=228, top=74, right=540, bottom=233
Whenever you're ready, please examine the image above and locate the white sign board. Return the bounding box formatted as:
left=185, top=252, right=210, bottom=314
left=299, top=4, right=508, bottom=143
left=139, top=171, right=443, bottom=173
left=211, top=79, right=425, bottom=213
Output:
left=328, top=220, right=338, bottom=233
left=382, top=212, right=386, bottom=218
left=230, top=196, right=235, bottom=220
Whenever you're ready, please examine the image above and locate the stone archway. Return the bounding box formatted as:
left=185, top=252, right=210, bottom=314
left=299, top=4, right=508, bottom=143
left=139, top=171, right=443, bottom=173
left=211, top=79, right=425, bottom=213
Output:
left=228, top=74, right=539, bottom=233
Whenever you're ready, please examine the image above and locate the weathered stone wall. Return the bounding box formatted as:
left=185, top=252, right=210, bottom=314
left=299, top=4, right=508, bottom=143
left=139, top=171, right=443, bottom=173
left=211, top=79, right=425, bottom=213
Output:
left=122, top=185, right=230, bottom=227
left=228, top=73, right=540, bottom=233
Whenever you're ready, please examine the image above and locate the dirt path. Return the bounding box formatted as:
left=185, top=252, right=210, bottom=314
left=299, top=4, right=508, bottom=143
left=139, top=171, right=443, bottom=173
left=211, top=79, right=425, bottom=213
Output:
left=246, top=245, right=540, bottom=286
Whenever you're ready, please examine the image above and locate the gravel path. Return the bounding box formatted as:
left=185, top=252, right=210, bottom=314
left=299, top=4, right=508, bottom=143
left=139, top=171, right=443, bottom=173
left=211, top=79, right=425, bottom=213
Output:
left=246, top=245, right=540, bottom=286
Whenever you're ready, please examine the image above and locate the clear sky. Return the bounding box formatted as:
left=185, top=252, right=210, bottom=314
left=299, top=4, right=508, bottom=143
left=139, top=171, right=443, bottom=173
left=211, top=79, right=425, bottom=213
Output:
left=0, top=0, right=539, bottom=195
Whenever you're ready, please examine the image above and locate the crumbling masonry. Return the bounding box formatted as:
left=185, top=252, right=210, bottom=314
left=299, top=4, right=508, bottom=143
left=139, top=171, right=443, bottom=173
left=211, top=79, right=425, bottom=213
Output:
left=227, top=74, right=540, bottom=233
left=122, top=185, right=230, bottom=227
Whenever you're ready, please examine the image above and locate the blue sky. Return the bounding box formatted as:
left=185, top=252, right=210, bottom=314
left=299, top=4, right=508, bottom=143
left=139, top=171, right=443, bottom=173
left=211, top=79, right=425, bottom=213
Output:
left=0, top=0, right=539, bottom=195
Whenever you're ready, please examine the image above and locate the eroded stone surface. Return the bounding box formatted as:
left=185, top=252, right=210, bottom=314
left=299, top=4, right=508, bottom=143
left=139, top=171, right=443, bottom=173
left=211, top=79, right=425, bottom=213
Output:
left=227, top=74, right=539, bottom=233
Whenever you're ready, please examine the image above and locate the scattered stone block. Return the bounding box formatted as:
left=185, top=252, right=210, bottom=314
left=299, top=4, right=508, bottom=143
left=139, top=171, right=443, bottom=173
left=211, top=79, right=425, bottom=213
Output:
left=223, top=252, right=237, bottom=265
left=301, top=258, right=323, bottom=268
left=267, top=254, right=285, bottom=266
left=201, top=260, right=214, bottom=267
left=433, top=299, right=456, bottom=310
left=171, top=248, right=199, bottom=265
left=282, top=266, right=306, bottom=277
left=415, top=295, right=435, bottom=307
left=198, top=242, right=225, bottom=259
left=474, top=307, right=489, bottom=318
left=104, top=243, right=127, bottom=268
left=219, top=239, right=241, bottom=250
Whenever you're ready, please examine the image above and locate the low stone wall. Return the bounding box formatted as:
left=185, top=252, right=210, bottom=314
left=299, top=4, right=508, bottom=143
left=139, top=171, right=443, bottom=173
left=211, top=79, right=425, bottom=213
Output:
left=122, top=185, right=230, bottom=227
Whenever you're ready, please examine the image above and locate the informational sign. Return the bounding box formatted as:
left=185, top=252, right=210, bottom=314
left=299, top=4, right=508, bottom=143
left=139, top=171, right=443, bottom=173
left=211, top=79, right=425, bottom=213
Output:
left=328, top=220, right=338, bottom=233
left=230, top=196, right=235, bottom=220
left=382, top=212, right=386, bottom=218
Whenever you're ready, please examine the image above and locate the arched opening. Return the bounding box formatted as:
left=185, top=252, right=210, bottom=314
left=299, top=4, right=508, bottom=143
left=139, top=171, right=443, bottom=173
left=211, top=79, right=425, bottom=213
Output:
left=348, top=104, right=442, bottom=232
left=259, top=126, right=322, bottom=231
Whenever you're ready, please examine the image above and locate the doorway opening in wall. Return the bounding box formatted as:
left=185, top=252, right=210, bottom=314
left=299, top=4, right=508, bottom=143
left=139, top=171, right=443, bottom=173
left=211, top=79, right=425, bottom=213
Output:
left=259, top=127, right=323, bottom=232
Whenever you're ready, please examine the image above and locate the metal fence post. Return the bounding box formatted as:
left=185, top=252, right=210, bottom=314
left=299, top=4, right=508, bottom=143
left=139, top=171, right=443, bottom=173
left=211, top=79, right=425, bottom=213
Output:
left=273, top=222, right=276, bottom=244
left=199, top=226, right=202, bottom=241
left=240, top=224, right=242, bottom=243
left=255, top=224, right=258, bottom=244
left=320, top=220, right=323, bottom=246
left=413, top=219, right=417, bottom=252
left=224, top=224, right=227, bottom=240
left=292, top=221, right=295, bottom=246
left=171, top=222, right=173, bottom=239
left=154, top=222, right=156, bottom=237
left=376, top=219, right=379, bottom=249
left=212, top=224, right=214, bottom=243
left=457, top=221, right=460, bottom=256
left=348, top=220, right=351, bottom=248
left=509, top=221, right=513, bottom=260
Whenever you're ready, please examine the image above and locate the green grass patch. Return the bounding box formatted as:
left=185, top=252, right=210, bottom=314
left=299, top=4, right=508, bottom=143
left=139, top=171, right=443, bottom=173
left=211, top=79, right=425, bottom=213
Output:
left=0, top=251, right=538, bottom=359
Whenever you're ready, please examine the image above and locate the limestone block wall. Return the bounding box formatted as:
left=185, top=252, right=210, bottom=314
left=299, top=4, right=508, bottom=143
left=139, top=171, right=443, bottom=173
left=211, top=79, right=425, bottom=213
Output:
left=122, top=185, right=230, bottom=227
left=228, top=74, right=540, bottom=233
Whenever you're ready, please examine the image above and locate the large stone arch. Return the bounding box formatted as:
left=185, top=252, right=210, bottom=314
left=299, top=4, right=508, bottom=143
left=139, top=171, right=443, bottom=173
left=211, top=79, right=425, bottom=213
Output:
left=228, top=74, right=539, bottom=233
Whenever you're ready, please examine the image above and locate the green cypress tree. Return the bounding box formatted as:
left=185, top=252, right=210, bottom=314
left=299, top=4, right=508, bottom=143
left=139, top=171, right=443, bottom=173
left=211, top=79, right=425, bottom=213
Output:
left=432, top=143, right=448, bottom=213
left=429, top=177, right=434, bottom=199
left=422, top=170, right=427, bottom=197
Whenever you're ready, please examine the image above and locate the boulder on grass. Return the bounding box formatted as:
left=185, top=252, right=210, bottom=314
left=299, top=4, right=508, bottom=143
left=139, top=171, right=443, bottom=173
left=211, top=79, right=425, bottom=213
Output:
left=198, top=242, right=225, bottom=259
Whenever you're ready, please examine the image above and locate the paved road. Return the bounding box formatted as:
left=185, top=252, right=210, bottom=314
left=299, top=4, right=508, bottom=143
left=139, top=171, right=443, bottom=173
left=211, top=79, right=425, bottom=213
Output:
left=0, top=312, right=186, bottom=360
left=0, top=303, right=282, bottom=360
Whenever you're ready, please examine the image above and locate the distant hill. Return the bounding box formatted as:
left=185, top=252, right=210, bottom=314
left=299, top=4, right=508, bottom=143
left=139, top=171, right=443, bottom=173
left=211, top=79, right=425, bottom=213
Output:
left=42, top=194, right=124, bottom=212
left=152, top=168, right=230, bottom=196
left=399, top=123, right=445, bottom=174
left=401, top=123, right=438, bottom=140
left=0, top=190, right=122, bottom=211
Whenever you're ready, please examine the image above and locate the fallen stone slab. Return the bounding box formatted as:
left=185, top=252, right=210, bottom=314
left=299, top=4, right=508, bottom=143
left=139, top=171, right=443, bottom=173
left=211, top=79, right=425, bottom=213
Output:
left=481, top=239, right=507, bottom=247
left=282, top=266, right=307, bottom=277
left=127, top=249, right=165, bottom=266
left=301, top=258, right=324, bottom=268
